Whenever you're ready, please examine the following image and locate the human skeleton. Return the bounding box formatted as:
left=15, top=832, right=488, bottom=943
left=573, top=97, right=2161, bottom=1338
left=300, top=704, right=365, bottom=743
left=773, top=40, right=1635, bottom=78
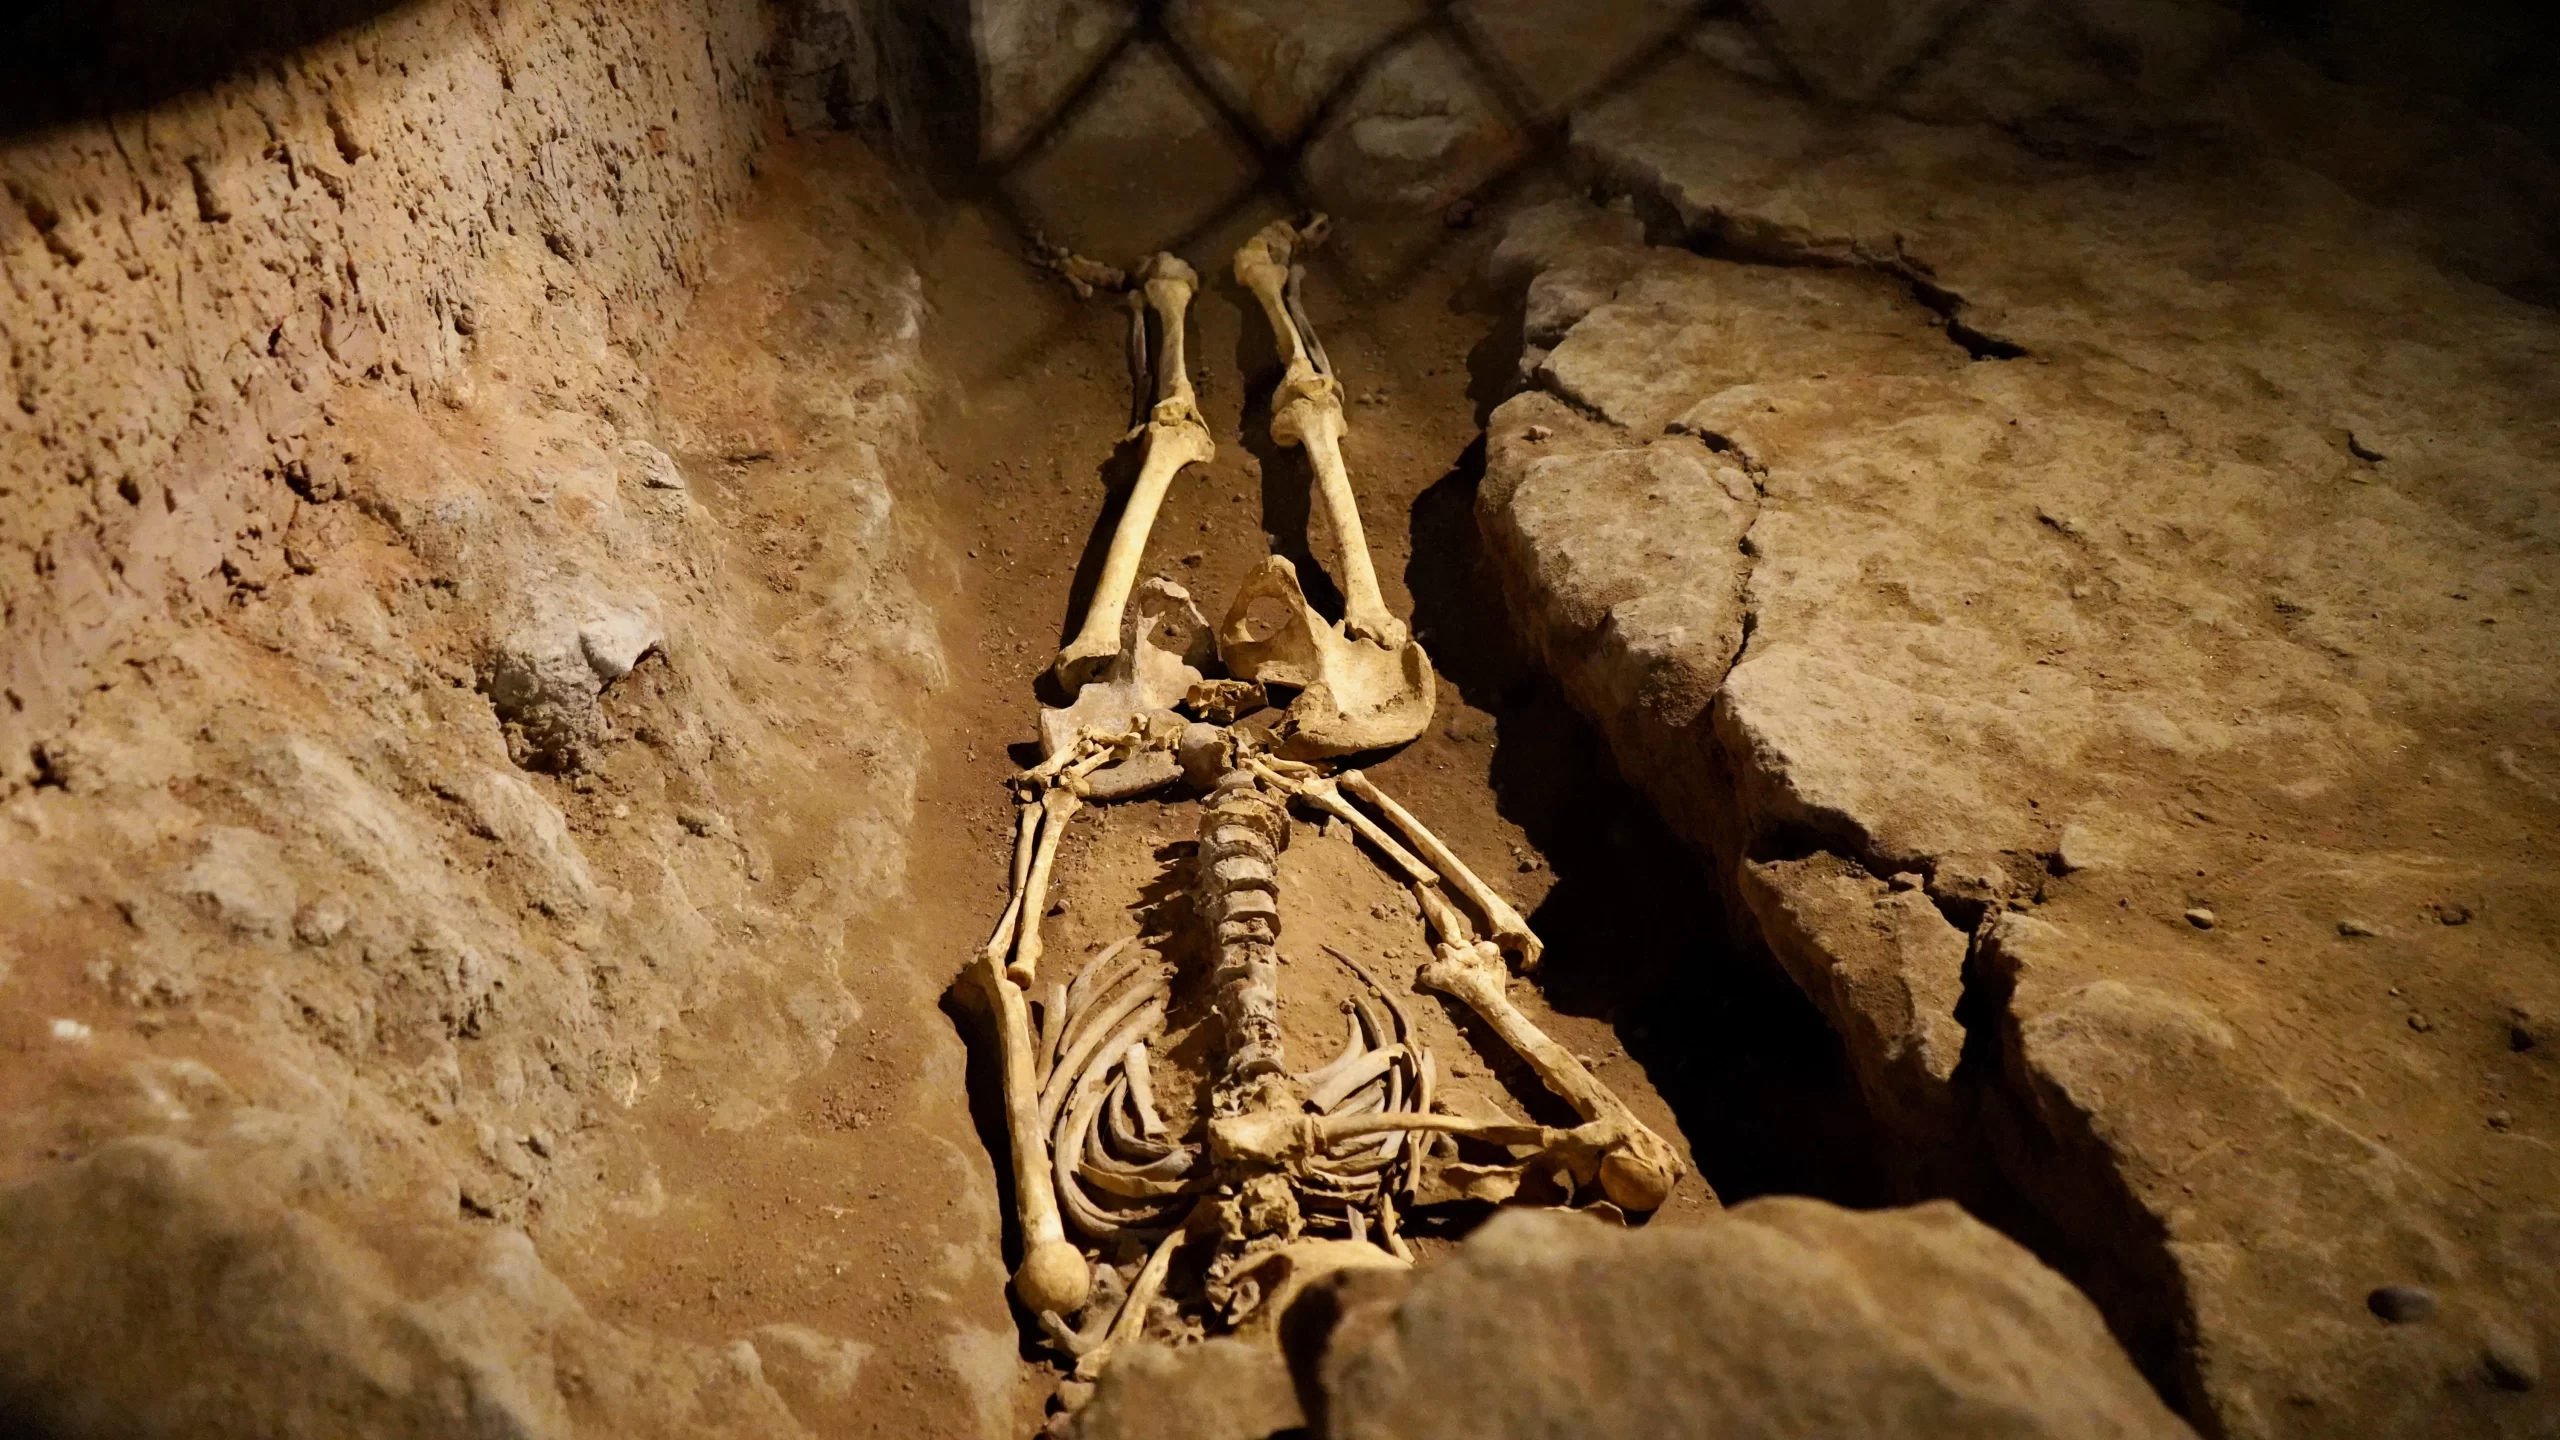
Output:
left=980, top=217, right=1683, bottom=1375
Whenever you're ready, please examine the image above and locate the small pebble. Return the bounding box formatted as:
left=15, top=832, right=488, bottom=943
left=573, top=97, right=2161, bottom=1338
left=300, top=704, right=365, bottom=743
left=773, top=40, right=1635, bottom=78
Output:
left=2484, top=1328, right=2540, bottom=1391
left=1180, top=550, right=1203, bottom=567
left=2339, top=918, right=2378, bottom=937
left=2487, top=1109, right=2512, bottom=1131
left=2185, top=907, right=2216, bottom=930
left=2407, top=1012, right=2432, bottom=1033
left=1523, top=424, right=1552, bottom=442
left=1888, top=873, right=1922, bottom=892
left=2367, top=1284, right=2437, bottom=1324
left=2436, top=903, right=2472, bottom=926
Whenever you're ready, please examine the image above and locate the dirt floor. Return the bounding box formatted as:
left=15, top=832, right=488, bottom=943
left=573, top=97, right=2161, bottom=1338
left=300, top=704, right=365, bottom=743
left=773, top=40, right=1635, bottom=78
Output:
left=512, top=134, right=1900, bottom=1435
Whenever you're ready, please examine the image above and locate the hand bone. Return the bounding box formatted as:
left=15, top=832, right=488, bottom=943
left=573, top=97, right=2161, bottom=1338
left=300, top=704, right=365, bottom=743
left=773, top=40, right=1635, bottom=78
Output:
left=1417, top=940, right=1680, bottom=1211
left=1056, top=255, right=1216, bottom=690
left=1232, top=217, right=1406, bottom=649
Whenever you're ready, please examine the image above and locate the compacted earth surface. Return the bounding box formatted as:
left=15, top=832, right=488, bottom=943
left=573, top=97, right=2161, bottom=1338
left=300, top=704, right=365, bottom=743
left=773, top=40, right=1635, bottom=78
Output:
left=4, top=3, right=2558, bottom=1438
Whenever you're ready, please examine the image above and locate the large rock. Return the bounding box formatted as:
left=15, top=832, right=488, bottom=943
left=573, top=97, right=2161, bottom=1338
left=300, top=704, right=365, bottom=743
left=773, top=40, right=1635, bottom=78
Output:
left=0, top=1136, right=803, bottom=1439
left=1069, top=1339, right=1304, bottom=1440
left=1321, top=1201, right=2193, bottom=1439
left=1477, top=55, right=2560, bottom=1440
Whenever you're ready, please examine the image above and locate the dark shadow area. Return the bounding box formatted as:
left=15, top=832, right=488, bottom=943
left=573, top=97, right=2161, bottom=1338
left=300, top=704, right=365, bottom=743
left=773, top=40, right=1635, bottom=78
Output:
left=1230, top=296, right=1350, bottom=626
left=0, top=0, right=412, bottom=137
left=1402, top=441, right=1895, bottom=1208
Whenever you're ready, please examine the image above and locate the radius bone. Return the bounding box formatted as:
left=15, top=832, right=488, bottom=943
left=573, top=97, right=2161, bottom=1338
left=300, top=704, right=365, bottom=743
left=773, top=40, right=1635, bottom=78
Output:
left=1339, top=770, right=1542, bottom=971
left=1055, top=254, right=1216, bottom=691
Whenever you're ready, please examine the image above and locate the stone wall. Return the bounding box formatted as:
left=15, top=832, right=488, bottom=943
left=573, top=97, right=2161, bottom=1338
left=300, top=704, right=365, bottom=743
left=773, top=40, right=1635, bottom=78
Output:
left=959, top=0, right=2560, bottom=304
left=0, top=5, right=1011, bottom=1435
left=1, top=0, right=772, bottom=796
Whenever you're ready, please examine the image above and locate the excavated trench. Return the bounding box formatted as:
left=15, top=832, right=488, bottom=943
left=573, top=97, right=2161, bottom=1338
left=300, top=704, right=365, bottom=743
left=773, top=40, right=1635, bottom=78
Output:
left=910, top=187, right=1903, bottom=1226
left=13, top=4, right=2557, bottom=1436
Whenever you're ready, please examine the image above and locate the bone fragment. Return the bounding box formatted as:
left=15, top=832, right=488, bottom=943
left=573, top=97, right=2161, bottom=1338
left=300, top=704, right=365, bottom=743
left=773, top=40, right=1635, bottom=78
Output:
left=1378, top=1191, right=1416, bottom=1263
left=1311, top=1043, right=1406, bottom=1114
left=1076, top=1220, right=1190, bottom=1379
left=1295, top=1006, right=1367, bottom=1088
left=1340, top=770, right=1543, bottom=970
left=1042, top=968, right=1169, bottom=1133
left=1217, top=556, right=1435, bottom=758
left=1037, top=979, right=1069, bottom=1090
left=1123, top=1039, right=1167, bottom=1138
left=974, top=956, right=1091, bottom=1315
left=1414, top=880, right=1475, bottom=949
left=1065, top=936, right=1140, bottom=1020
left=1233, top=217, right=1404, bottom=649
left=1056, top=255, right=1216, bottom=690
left=1418, top=940, right=1680, bottom=1211
left=1007, top=785, right=1082, bottom=985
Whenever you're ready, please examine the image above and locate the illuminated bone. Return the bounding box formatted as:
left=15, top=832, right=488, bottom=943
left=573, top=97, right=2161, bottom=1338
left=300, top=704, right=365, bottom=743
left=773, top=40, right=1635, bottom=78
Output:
left=1197, top=768, right=1293, bottom=1100
left=1217, top=556, right=1434, bottom=758
left=1339, top=769, right=1543, bottom=970
left=1232, top=217, right=1403, bottom=648
left=974, top=954, right=1091, bottom=1316
left=1055, top=255, right=1215, bottom=690
left=1006, top=784, right=1083, bottom=986
left=1040, top=579, right=1214, bottom=762
left=1417, top=939, right=1680, bottom=1212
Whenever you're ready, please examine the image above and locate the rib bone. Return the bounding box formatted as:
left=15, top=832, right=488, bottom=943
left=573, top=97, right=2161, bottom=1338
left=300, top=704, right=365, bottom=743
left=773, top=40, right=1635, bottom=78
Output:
left=1056, top=255, right=1215, bottom=690
left=1417, top=939, right=1681, bottom=1212
left=1232, top=217, right=1402, bottom=649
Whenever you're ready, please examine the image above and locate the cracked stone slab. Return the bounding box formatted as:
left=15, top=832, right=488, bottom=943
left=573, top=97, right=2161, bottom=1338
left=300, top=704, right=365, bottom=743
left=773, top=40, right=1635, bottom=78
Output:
left=1482, top=57, right=2560, bottom=1439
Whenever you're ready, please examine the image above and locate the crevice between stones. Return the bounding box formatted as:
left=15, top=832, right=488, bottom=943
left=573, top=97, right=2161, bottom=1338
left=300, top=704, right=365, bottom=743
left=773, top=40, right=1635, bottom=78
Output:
left=1478, top=202, right=2199, bottom=1423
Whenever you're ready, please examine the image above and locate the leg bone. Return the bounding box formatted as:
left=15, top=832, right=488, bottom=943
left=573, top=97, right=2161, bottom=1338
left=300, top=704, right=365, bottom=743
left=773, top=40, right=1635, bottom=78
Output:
left=1232, top=218, right=1406, bottom=648
left=1056, top=256, right=1216, bottom=689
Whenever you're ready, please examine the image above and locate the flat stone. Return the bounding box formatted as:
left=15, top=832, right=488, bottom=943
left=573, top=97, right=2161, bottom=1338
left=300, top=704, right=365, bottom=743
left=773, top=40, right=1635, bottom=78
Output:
left=1322, top=1202, right=2192, bottom=1439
